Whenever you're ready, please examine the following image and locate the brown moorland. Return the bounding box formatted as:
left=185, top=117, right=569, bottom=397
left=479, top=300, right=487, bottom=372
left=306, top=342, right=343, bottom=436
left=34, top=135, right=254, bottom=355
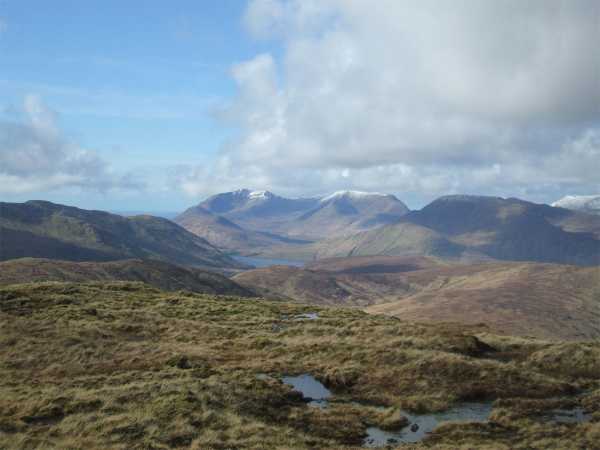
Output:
left=233, top=256, right=600, bottom=340
left=0, top=258, right=255, bottom=297
left=0, top=282, right=599, bottom=449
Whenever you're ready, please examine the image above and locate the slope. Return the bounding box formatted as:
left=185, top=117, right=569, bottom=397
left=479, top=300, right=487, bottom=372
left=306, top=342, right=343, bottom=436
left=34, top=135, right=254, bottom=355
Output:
left=175, top=204, right=311, bottom=253
left=233, top=256, right=600, bottom=340
left=400, top=195, right=600, bottom=265
left=285, top=191, right=410, bottom=239
left=0, top=200, right=242, bottom=269
left=0, top=258, right=254, bottom=296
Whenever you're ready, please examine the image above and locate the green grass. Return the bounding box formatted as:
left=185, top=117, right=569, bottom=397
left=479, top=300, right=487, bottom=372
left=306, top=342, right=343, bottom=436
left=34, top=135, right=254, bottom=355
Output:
left=1, top=282, right=598, bottom=449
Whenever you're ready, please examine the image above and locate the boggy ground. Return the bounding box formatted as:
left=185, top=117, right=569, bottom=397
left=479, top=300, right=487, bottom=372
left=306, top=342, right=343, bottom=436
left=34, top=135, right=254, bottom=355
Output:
left=0, top=282, right=599, bottom=449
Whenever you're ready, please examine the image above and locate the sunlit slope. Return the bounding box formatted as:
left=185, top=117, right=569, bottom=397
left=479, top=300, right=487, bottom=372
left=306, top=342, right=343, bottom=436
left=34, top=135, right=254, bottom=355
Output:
left=234, top=256, right=600, bottom=340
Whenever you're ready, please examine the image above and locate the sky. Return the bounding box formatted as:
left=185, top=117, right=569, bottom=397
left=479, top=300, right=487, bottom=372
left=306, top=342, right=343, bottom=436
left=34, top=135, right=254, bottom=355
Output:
left=1, top=0, right=599, bottom=211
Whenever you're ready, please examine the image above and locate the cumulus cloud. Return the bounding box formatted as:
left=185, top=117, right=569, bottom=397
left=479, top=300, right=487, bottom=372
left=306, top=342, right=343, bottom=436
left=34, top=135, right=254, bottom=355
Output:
left=177, top=0, right=600, bottom=204
left=0, top=95, right=142, bottom=194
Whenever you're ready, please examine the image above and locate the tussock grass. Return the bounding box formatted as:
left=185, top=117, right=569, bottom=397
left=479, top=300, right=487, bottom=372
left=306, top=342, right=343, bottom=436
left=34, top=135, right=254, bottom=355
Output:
left=1, top=281, right=598, bottom=449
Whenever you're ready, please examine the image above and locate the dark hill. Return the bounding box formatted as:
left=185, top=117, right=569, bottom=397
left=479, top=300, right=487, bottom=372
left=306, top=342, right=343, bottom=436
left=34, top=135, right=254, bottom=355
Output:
left=400, top=195, right=600, bottom=265
left=0, top=201, right=243, bottom=269
left=0, top=258, right=254, bottom=296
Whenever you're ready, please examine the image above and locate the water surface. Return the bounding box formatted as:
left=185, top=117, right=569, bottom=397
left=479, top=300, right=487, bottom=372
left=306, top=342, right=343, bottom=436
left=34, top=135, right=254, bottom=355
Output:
left=548, top=407, right=592, bottom=424
left=293, top=312, right=319, bottom=321
left=232, top=255, right=305, bottom=268
left=282, top=374, right=331, bottom=408
left=364, top=402, right=493, bottom=447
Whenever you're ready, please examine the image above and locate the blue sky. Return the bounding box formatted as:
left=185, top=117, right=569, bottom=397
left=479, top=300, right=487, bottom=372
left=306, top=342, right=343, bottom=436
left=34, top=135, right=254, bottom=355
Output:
left=0, top=1, right=276, bottom=210
left=1, top=1, right=598, bottom=212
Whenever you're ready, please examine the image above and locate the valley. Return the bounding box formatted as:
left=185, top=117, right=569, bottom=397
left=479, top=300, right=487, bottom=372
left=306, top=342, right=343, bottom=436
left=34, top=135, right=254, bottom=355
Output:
left=234, top=255, right=600, bottom=340
left=176, top=191, right=600, bottom=266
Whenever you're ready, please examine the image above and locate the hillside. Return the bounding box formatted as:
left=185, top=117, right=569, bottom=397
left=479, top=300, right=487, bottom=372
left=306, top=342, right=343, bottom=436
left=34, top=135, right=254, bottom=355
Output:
left=175, top=204, right=311, bottom=253
left=0, top=201, right=242, bottom=269
left=285, top=191, right=410, bottom=240
left=308, top=222, right=474, bottom=261
left=400, top=195, right=600, bottom=266
left=233, top=256, right=600, bottom=340
left=0, top=258, right=254, bottom=296
left=1, top=282, right=598, bottom=449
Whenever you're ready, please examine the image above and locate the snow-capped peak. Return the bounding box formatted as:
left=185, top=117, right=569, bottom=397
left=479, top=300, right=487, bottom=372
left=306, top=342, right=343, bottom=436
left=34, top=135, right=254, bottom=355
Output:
left=552, top=195, right=600, bottom=211
left=320, top=190, right=389, bottom=203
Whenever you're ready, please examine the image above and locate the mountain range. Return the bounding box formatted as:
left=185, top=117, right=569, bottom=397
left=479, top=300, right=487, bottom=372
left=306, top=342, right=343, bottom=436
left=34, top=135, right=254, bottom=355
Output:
left=181, top=192, right=600, bottom=266
left=175, top=189, right=410, bottom=253
left=0, top=200, right=243, bottom=269
left=4, top=192, right=600, bottom=269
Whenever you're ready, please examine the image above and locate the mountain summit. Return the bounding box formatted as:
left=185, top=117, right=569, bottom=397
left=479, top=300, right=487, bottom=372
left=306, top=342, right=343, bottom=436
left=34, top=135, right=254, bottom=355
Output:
left=552, top=195, right=600, bottom=215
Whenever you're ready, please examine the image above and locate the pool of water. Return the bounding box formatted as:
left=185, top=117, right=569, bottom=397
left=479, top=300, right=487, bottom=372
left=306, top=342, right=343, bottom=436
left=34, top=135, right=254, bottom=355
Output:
left=548, top=407, right=592, bottom=424
left=363, top=402, right=493, bottom=447
left=232, top=255, right=306, bottom=268
left=282, top=374, right=331, bottom=408
left=293, top=312, right=319, bottom=321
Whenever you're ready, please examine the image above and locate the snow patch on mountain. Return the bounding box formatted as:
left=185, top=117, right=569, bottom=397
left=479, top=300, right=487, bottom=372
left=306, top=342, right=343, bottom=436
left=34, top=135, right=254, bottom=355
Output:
left=248, top=190, right=272, bottom=200
left=320, top=190, right=391, bottom=203
left=552, top=195, right=600, bottom=213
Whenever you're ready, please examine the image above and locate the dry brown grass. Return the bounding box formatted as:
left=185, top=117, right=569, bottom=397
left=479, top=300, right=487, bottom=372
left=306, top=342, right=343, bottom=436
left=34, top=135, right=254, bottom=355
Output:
left=0, top=281, right=598, bottom=449
left=234, top=257, right=600, bottom=340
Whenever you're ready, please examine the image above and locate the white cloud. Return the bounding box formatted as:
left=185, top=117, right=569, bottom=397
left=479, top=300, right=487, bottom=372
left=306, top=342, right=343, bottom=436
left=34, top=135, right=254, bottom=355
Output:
left=0, top=95, right=143, bottom=194
left=179, top=0, right=600, bottom=204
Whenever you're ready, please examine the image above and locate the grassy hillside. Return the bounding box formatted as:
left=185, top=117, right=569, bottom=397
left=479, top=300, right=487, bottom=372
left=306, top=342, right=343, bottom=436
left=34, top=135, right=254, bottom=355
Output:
left=251, top=223, right=477, bottom=262
left=1, top=282, right=598, bottom=449
left=0, top=201, right=242, bottom=269
left=0, top=258, right=254, bottom=297
left=310, top=223, right=472, bottom=261
left=233, top=257, right=600, bottom=340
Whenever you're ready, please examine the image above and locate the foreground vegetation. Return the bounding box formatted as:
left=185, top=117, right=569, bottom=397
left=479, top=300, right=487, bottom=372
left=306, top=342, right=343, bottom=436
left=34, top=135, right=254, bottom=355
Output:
left=1, top=282, right=599, bottom=449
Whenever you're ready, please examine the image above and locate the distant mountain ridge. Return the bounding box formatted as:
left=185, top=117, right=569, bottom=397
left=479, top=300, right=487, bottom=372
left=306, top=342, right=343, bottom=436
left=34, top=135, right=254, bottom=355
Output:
left=400, top=195, right=600, bottom=265
left=0, top=200, right=243, bottom=269
left=176, top=189, right=410, bottom=249
left=258, top=195, right=600, bottom=266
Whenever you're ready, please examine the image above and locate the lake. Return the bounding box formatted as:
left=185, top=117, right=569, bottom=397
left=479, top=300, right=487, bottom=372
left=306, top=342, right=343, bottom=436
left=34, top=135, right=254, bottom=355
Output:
left=232, top=255, right=306, bottom=268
